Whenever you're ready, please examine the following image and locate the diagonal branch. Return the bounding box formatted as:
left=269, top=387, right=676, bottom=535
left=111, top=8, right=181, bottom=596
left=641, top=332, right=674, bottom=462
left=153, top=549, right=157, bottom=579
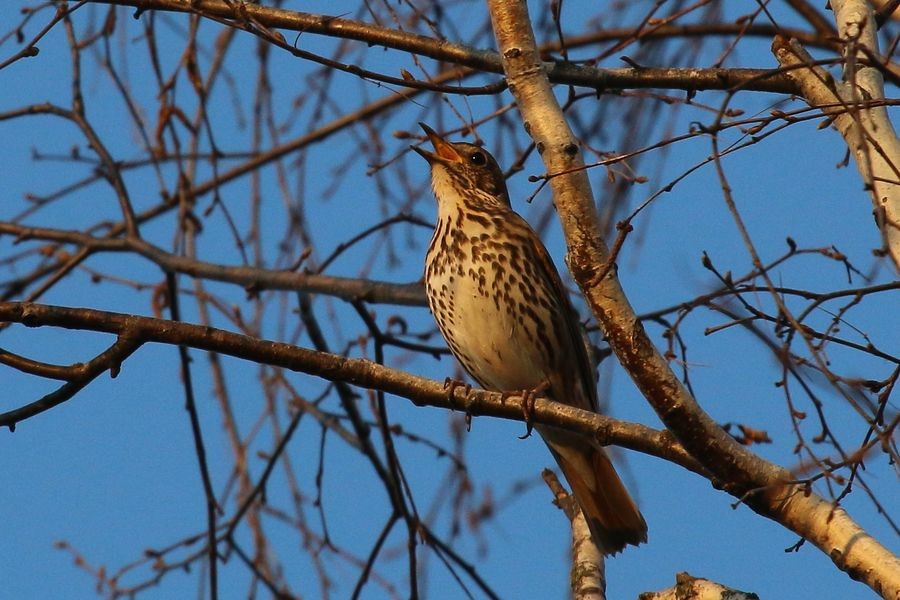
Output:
left=485, top=1, right=900, bottom=597
left=0, top=334, right=141, bottom=429
left=772, top=7, right=900, bottom=270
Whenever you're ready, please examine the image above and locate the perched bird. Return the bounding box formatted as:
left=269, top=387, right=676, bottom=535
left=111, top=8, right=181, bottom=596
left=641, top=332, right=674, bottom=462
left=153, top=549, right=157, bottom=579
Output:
left=412, top=123, right=647, bottom=554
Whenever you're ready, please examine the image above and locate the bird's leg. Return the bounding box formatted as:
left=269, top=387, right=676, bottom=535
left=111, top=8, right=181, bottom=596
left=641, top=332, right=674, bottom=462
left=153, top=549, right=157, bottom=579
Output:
left=443, top=377, right=472, bottom=407
left=518, top=380, right=550, bottom=439
left=444, top=378, right=475, bottom=432
left=461, top=383, right=474, bottom=431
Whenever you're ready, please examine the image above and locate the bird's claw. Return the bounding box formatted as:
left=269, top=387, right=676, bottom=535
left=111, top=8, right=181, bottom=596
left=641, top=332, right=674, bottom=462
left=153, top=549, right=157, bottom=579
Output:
left=445, top=377, right=474, bottom=431
left=518, top=392, right=536, bottom=439
left=518, top=381, right=549, bottom=439
left=444, top=377, right=471, bottom=403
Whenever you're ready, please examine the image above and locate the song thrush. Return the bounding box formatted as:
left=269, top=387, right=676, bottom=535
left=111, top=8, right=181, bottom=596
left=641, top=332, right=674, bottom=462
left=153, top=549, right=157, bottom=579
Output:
left=413, top=123, right=647, bottom=554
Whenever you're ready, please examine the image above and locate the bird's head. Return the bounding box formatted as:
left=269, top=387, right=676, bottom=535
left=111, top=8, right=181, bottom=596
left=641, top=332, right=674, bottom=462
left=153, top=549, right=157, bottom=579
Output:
left=411, top=123, right=510, bottom=208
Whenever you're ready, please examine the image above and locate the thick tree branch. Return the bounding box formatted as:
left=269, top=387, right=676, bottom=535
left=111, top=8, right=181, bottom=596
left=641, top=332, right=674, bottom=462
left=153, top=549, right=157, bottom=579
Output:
left=0, top=301, right=701, bottom=475
left=772, top=7, right=900, bottom=270
left=640, top=572, right=759, bottom=600
left=485, top=1, right=900, bottom=597
left=543, top=470, right=606, bottom=600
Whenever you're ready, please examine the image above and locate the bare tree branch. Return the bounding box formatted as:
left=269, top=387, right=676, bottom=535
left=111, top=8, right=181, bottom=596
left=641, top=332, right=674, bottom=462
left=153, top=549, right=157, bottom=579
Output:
left=773, top=4, right=900, bottom=270
left=0, top=300, right=701, bottom=475
left=2, top=1, right=896, bottom=596
left=484, top=1, right=900, bottom=597
left=89, top=0, right=796, bottom=94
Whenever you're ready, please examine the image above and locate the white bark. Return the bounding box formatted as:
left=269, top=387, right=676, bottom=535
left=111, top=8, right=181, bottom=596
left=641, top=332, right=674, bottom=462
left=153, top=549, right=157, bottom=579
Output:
left=570, top=511, right=606, bottom=600
left=640, top=572, right=758, bottom=600
left=543, top=468, right=606, bottom=600
left=774, top=0, right=900, bottom=270
left=487, top=2, right=900, bottom=598
left=771, top=484, right=900, bottom=599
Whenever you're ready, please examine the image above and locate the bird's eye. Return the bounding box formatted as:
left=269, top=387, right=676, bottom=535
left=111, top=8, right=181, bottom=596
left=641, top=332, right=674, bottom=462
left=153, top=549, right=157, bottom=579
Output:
left=469, top=151, right=487, bottom=166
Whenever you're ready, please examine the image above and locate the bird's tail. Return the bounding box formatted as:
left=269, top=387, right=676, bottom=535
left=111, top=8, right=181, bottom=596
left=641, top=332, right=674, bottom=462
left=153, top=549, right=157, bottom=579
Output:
left=543, top=434, right=647, bottom=555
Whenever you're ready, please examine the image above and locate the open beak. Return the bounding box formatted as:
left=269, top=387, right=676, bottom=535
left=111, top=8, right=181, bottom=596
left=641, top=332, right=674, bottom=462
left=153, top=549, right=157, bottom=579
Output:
left=410, top=123, right=463, bottom=164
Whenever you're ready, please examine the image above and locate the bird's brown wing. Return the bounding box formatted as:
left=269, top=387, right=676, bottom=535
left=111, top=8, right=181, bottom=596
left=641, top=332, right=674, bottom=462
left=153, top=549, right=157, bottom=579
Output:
left=524, top=228, right=599, bottom=413
left=525, top=225, right=648, bottom=554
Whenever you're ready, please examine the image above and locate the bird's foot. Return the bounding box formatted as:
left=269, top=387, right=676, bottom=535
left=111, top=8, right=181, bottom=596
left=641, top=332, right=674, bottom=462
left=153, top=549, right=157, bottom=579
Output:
left=444, top=377, right=472, bottom=405
left=518, top=380, right=549, bottom=440
left=444, top=377, right=474, bottom=430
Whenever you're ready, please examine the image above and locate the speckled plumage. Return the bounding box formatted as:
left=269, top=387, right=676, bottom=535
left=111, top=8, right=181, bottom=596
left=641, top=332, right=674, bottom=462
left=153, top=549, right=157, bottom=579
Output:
left=414, top=123, right=647, bottom=555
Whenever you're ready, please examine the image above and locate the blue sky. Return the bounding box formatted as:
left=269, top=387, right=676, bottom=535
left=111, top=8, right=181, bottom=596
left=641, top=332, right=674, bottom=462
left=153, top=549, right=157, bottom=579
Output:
left=1, top=1, right=897, bottom=598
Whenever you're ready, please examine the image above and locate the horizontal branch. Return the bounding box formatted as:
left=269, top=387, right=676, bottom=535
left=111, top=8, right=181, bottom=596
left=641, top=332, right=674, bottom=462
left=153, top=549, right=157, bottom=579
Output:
left=88, top=0, right=798, bottom=94
left=0, top=223, right=425, bottom=306
left=0, top=301, right=701, bottom=475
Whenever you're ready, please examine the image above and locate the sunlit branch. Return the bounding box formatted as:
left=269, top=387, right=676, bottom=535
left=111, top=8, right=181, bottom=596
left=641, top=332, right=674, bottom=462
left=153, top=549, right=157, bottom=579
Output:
left=0, top=301, right=701, bottom=474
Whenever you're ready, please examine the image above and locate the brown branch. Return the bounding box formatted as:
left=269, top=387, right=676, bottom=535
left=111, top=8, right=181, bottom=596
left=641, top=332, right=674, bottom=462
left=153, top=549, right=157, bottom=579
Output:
left=87, top=0, right=798, bottom=94
left=0, top=346, right=108, bottom=380
left=62, top=14, right=139, bottom=238
left=164, top=272, right=220, bottom=599
left=0, top=334, right=141, bottom=429
left=0, top=222, right=424, bottom=305
left=0, top=301, right=701, bottom=475
left=641, top=571, right=759, bottom=600
left=560, top=22, right=837, bottom=56
left=0, top=2, right=81, bottom=71
left=0, top=68, right=458, bottom=305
